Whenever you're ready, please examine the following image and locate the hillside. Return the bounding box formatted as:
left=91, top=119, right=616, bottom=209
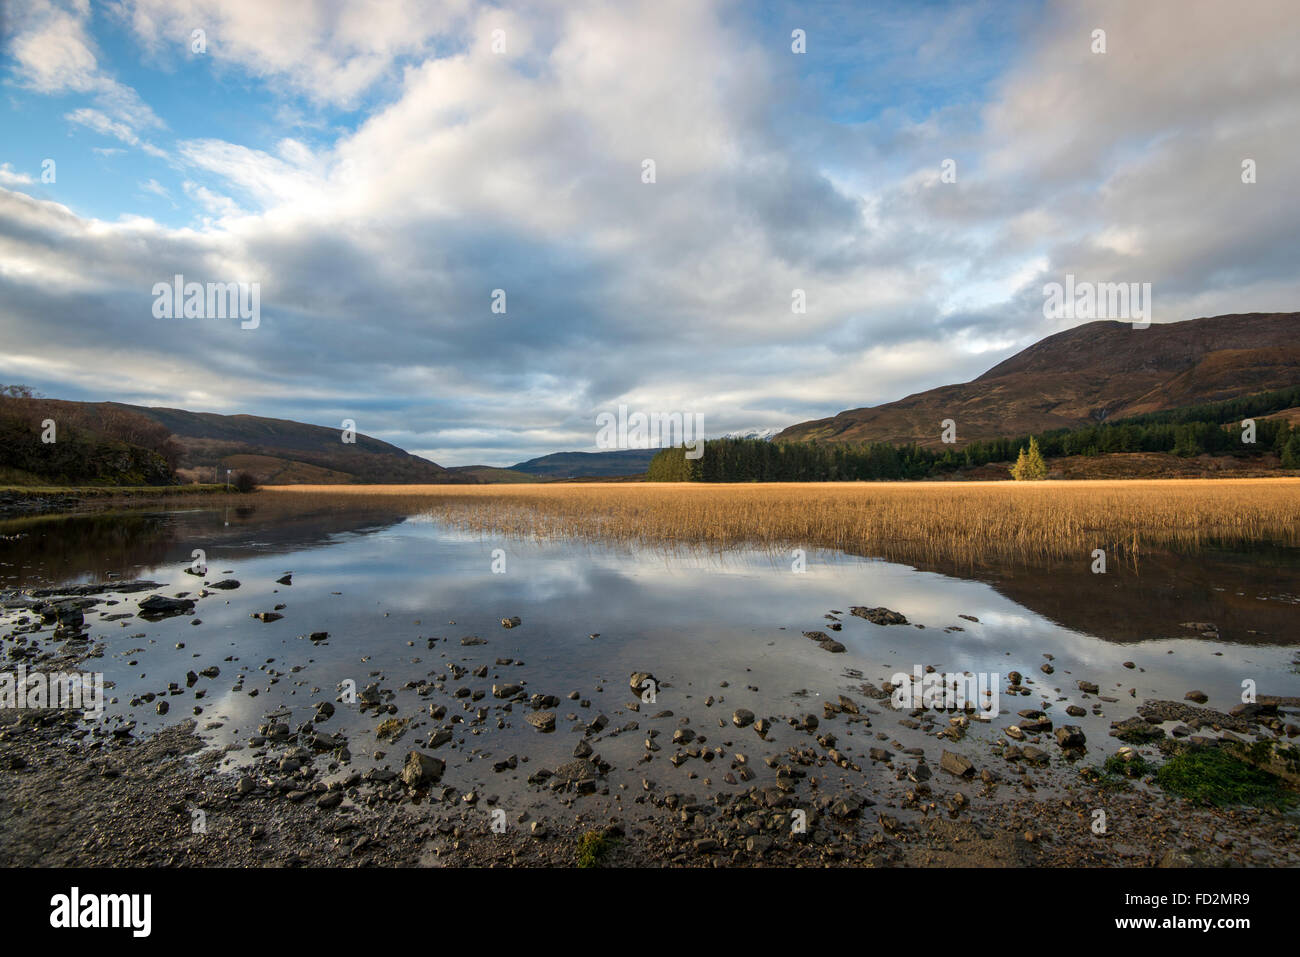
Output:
left=778, top=312, right=1300, bottom=447
left=509, top=449, right=658, bottom=479
left=446, top=465, right=538, bottom=484
left=0, top=392, right=177, bottom=486
left=105, top=404, right=449, bottom=485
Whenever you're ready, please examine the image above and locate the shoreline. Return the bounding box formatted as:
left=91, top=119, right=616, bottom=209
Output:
left=2, top=571, right=1297, bottom=868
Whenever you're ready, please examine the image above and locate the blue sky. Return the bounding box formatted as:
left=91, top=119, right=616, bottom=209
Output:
left=2, top=0, right=1297, bottom=466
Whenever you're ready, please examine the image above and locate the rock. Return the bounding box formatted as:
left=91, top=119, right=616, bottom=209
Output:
left=427, top=729, right=453, bottom=749
left=460, top=636, right=487, bottom=646
left=401, top=751, right=446, bottom=787
left=1055, top=725, right=1086, bottom=748
left=1077, top=680, right=1099, bottom=694
left=554, top=758, right=600, bottom=785
left=251, top=612, right=283, bottom=623
left=207, top=579, right=240, bottom=590
left=630, top=672, right=658, bottom=696
left=940, top=750, right=974, bottom=777
left=276, top=574, right=293, bottom=586
left=137, top=595, right=195, bottom=619
left=316, top=791, right=342, bottom=809
left=493, top=683, right=523, bottom=698
left=1021, top=745, right=1050, bottom=765
left=1184, top=690, right=1209, bottom=704
left=850, top=606, right=909, bottom=626
left=1110, top=716, right=1165, bottom=743
left=526, top=711, right=556, bottom=732
left=818, top=639, right=846, bottom=653
left=732, top=708, right=755, bottom=728
left=501, top=616, right=522, bottom=628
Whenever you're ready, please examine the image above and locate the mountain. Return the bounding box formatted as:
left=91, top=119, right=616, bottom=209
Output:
left=445, top=465, right=538, bottom=484
left=778, top=312, right=1300, bottom=447
left=105, top=403, right=448, bottom=484
left=509, top=448, right=658, bottom=478
left=0, top=393, right=176, bottom=486
left=720, top=428, right=780, bottom=441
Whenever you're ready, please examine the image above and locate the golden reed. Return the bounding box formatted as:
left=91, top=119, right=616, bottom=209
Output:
left=262, top=479, right=1300, bottom=567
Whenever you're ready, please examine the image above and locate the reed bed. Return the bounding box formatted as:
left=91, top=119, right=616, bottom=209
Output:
left=262, top=479, right=1300, bottom=568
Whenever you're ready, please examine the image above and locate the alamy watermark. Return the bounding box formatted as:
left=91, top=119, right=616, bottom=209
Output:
left=890, top=665, right=999, bottom=719
left=1043, top=274, right=1150, bottom=329
left=596, top=404, right=704, bottom=459
left=1, top=665, right=104, bottom=718
left=152, top=274, right=260, bottom=329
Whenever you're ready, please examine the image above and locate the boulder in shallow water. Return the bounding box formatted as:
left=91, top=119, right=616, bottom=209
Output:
left=401, top=751, right=445, bottom=787
left=850, top=606, right=908, bottom=626
left=137, top=595, right=195, bottom=619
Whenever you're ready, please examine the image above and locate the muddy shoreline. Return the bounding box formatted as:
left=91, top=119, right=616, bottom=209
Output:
left=2, top=573, right=1298, bottom=867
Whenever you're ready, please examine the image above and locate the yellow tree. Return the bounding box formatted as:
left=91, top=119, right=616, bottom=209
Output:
left=1012, top=437, right=1048, bottom=480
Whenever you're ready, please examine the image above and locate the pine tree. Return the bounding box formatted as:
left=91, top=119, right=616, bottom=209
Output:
left=1283, top=433, right=1300, bottom=470
left=1011, top=447, right=1028, bottom=480
left=1012, top=437, right=1048, bottom=480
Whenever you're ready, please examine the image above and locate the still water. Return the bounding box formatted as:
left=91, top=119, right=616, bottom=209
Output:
left=2, top=504, right=1297, bottom=802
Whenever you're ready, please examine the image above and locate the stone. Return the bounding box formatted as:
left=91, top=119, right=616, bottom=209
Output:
left=1055, top=725, right=1086, bottom=748
left=850, top=606, right=908, bottom=626
left=137, top=595, right=195, bottom=619
left=401, top=751, right=446, bottom=787
left=526, top=711, right=556, bottom=732
left=940, top=750, right=974, bottom=777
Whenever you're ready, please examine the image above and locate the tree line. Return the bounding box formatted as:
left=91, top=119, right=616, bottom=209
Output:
left=648, top=388, right=1300, bottom=481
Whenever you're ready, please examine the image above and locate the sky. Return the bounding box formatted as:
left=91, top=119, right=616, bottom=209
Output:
left=1, top=0, right=1297, bottom=468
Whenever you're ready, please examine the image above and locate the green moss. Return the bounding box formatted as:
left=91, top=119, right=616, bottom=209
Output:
left=576, top=831, right=611, bottom=868
left=1113, top=725, right=1165, bottom=745
left=1082, top=753, right=1153, bottom=790
left=1155, top=746, right=1296, bottom=808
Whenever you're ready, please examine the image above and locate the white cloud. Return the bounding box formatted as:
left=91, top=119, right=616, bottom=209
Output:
left=2, top=0, right=1299, bottom=467
left=0, top=164, right=35, bottom=186
left=6, top=0, right=164, bottom=151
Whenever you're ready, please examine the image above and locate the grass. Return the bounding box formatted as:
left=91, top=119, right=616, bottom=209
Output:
left=256, top=478, right=1300, bottom=567
left=576, top=831, right=611, bottom=868
left=1154, top=746, right=1295, bottom=808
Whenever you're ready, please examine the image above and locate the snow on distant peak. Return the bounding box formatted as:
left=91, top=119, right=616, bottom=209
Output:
left=719, top=428, right=780, bottom=441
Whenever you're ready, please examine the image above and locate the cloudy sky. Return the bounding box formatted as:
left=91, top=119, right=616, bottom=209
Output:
left=2, top=0, right=1297, bottom=467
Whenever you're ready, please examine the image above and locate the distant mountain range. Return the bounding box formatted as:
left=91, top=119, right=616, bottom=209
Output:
left=5, top=312, right=1296, bottom=487
left=110, top=404, right=451, bottom=484
left=778, top=312, right=1300, bottom=447
left=507, top=448, right=659, bottom=478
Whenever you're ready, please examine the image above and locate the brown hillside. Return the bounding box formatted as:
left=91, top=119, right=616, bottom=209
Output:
left=778, top=312, right=1300, bottom=447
